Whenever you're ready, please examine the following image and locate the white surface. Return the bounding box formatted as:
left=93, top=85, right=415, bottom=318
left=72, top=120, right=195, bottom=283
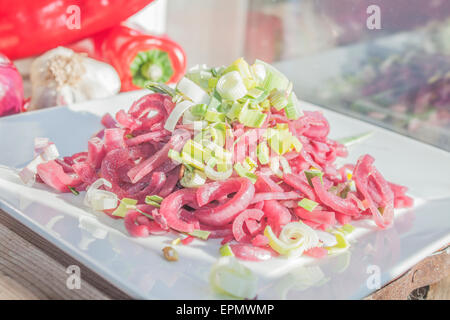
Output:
left=0, top=90, right=449, bottom=299
left=126, top=0, right=167, bottom=35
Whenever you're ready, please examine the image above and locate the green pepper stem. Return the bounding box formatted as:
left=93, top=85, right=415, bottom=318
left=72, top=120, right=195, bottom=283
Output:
left=130, top=50, right=174, bottom=88
left=141, top=62, right=163, bottom=81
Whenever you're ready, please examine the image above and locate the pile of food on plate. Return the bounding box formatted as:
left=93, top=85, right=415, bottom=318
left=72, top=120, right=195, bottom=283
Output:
left=18, top=58, right=414, bottom=299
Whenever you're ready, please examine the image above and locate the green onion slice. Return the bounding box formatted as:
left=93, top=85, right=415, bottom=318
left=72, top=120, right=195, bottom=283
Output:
left=168, top=149, right=183, bottom=164
left=255, top=59, right=289, bottom=92
left=305, top=170, right=324, bottom=187
left=180, top=170, right=207, bottom=188
left=216, top=71, right=247, bottom=101
left=146, top=195, right=163, bottom=203
left=187, top=229, right=211, bottom=240
left=68, top=186, right=79, bottom=196
left=145, top=81, right=176, bottom=97
left=234, top=163, right=258, bottom=183
left=220, top=244, right=235, bottom=257
left=298, top=198, right=319, bottom=212
left=257, top=141, right=270, bottom=165
left=112, top=198, right=138, bottom=217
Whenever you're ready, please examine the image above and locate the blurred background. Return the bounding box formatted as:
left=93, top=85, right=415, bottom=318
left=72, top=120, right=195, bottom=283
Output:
left=2, top=0, right=450, bottom=150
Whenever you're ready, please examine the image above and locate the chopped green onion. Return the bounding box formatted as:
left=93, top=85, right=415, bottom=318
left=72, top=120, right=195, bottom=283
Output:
left=246, top=87, right=264, bottom=99
left=276, top=123, right=289, bottom=130
left=285, top=81, right=293, bottom=96
left=208, top=95, right=221, bottom=110
left=181, top=153, right=205, bottom=170
left=145, top=200, right=160, bottom=208
left=112, top=198, right=138, bottom=217
left=172, top=238, right=181, bottom=246
left=257, top=141, right=270, bottom=165
left=135, top=208, right=154, bottom=220
left=326, top=231, right=350, bottom=255
left=177, top=77, right=210, bottom=104
left=180, top=170, right=207, bottom=188
left=260, top=99, right=271, bottom=110
left=183, top=163, right=195, bottom=173
left=84, top=179, right=118, bottom=211
left=339, top=184, right=351, bottom=199
left=279, top=156, right=292, bottom=174
left=244, top=157, right=258, bottom=172
left=229, top=58, right=253, bottom=78
left=226, top=58, right=256, bottom=89
left=211, top=67, right=219, bottom=77
left=298, top=198, right=319, bottom=212
left=217, top=100, right=232, bottom=113
left=251, top=63, right=266, bottom=83
left=269, top=90, right=288, bottom=111
left=255, top=59, right=289, bottom=92
left=182, top=108, right=203, bottom=126
left=234, top=163, right=258, bottom=183
left=168, top=149, right=183, bottom=164
left=145, top=81, right=176, bottom=97
left=284, top=92, right=303, bottom=120
left=208, top=77, right=218, bottom=88
left=211, top=88, right=222, bottom=102
left=216, top=71, right=247, bottom=101
left=291, top=136, right=303, bottom=152
left=245, top=87, right=267, bottom=101
left=145, top=195, right=163, bottom=208
left=226, top=101, right=243, bottom=120
left=68, top=186, right=79, bottom=196
left=147, top=195, right=163, bottom=203
left=238, top=104, right=267, bottom=128
left=186, top=64, right=213, bottom=89
left=205, top=158, right=232, bottom=181
left=182, top=139, right=208, bottom=169
left=164, top=100, right=195, bottom=132
left=220, top=244, right=234, bottom=257
left=188, top=229, right=211, bottom=240
left=205, top=110, right=226, bottom=123
left=210, top=126, right=226, bottom=147
left=339, top=224, right=355, bottom=235
left=267, top=129, right=291, bottom=155
left=202, top=139, right=231, bottom=162
left=269, top=157, right=283, bottom=178
left=305, top=170, right=324, bottom=187
left=191, top=103, right=208, bottom=117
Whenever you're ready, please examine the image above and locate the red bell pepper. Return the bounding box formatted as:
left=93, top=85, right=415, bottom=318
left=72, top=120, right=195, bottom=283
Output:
left=0, top=0, right=154, bottom=60
left=69, top=25, right=186, bottom=91
left=0, top=53, right=24, bottom=117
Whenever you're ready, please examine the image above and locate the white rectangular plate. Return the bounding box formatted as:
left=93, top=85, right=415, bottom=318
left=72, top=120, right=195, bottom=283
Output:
left=0, top=90, right=449, bottom=299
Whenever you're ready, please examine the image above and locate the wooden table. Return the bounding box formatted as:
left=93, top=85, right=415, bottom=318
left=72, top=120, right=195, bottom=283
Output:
left=0, top=209, right=448, bottom=300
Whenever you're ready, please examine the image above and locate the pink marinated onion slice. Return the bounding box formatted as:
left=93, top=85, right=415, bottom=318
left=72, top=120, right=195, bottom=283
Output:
left=194, top=178, right=255, bottom=227
left=232, top=209, right=265, bottom=242
left=159, top=188, right=198, bottom=233
left=37, top=160, right=81, bottom=192
left=353, top=155, right=395, bottom=229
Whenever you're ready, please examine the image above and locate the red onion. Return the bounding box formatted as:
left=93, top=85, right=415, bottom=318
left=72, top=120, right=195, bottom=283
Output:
left=0, top=53, right=23, bottom=117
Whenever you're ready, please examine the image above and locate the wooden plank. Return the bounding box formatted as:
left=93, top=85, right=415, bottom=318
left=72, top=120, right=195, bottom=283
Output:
left=0, top=208, right=448, bottom=300
left=366, top=249, right=450, bottom=300
left=427, top=275, right=450, bottom=300
left=0, top=209, right=130, bottom=300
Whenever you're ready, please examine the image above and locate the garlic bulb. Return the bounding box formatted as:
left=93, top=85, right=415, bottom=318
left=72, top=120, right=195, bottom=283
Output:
left=29, top=47, right=121, bottom=110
